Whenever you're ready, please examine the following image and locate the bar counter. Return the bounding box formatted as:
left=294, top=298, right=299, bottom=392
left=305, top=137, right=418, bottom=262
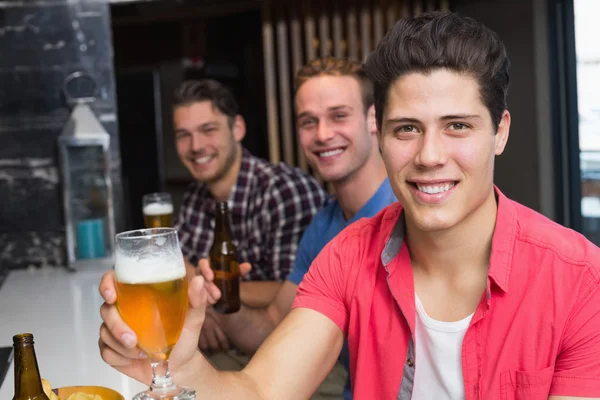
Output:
left=0, top=266, right=146, bottom=399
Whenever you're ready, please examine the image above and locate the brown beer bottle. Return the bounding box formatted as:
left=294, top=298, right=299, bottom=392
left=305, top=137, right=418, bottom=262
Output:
left=13, top=333, right=50, bottom=400
left=209, top=201, right=241, bottom=313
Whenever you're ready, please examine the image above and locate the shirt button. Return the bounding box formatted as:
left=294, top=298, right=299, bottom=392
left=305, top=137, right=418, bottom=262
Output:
left=407, top=358, right=414, bottom=367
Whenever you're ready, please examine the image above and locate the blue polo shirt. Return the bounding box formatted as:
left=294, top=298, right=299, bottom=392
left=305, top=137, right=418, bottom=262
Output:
left=287, top=178, right=396, bottom=399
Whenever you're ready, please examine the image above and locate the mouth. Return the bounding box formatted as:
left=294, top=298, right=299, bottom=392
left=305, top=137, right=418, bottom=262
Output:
left=410, top=181, right=457, bottom=194
left=406, top=180, right=459, bottom=204
left=191, top=155, right=216, bottom=165
left=315, top=147, right=345, bottom=159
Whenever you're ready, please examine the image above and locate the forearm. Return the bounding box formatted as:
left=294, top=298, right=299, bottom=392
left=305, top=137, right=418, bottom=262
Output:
left=184, top=309, right=345, bottom=400
left=178, top=352, right=266, bottom=399
left=213, top=305, right=279, bottom=355
left=240, top=281, right=282, bottom=308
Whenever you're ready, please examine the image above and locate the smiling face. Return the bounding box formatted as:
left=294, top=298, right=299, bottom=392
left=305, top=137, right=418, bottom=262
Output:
left=378, top=69, right=510, bottom=233
left=295, top=75, right=377, bottom=184
left=173, top=101, right=244, bottom=184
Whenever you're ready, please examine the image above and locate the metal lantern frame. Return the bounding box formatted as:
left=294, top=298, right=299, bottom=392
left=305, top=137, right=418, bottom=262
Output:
left=58, top=71, right=116, bottom=269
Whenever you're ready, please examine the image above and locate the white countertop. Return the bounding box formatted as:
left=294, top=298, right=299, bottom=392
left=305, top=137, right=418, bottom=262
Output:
left=0, top=266, right=146, bottom=399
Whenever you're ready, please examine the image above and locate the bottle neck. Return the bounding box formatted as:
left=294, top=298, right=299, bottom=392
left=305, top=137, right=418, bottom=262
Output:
left=214, top=202, right=233, bottom=241
left=14, top=340, right=46, bottom=399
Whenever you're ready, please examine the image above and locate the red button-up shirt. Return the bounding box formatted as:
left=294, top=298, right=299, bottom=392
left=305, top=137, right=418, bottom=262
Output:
left=293, top=188, right=600, bottom=399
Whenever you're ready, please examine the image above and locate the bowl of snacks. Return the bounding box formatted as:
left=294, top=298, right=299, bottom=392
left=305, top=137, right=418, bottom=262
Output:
left=42, top=379, right=124, bottom=400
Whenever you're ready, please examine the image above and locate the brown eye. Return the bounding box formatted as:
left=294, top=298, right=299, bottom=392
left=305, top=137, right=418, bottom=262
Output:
left=449, top=123, right=467, bottom=130
left=300, top=119, right=316, bottom=128
left=396, top=125, right=417, bottom=133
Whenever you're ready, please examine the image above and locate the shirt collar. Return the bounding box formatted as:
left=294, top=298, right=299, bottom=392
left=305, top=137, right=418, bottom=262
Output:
left=487, top=186, right=517, bottom=292
left=381, top=185, right=517, bottom=293
left=226, top=148, right=253, bottom=206
left=191, top=148, right=254, bottom=210
left=339, top=177, right=396, bottom=225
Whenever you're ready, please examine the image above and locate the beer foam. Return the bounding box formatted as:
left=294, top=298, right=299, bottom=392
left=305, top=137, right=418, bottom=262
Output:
left=115, top=253, right=186, bottom=284
left=143, top=202, right=174, bottom=216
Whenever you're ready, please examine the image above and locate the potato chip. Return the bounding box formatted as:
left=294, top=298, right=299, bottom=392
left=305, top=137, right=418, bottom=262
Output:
left=41, top=379, right=104, bottom=400
left=41, top=378, right=61, bottom=400
left=65, top=393, right=97, bottom=400
left=41, top=378, right=52, bottom=395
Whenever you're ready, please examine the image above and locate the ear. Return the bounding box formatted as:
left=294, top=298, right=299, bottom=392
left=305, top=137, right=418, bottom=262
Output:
left=494, top=110, right=510, bottom=156
left=232, top=115, right=246, bottom=142
left=367, top=105, right=377, bottom=135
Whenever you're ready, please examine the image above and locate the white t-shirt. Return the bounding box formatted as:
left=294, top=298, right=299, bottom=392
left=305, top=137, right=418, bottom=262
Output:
left=412, top=295, right=474, bottom=400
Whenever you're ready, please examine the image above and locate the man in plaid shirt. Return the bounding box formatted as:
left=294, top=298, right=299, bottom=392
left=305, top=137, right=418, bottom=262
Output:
left=172, top=79, right=327, bottom=307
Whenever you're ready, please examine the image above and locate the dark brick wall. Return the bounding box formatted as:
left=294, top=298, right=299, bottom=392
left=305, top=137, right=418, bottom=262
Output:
left=0, top=0, right=123, bottom=270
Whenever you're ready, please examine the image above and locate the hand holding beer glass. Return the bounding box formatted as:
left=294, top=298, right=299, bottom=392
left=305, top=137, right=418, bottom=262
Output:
left=114, top=228, right=195, bottom=399
left=143, top=193, right=174, bottom=228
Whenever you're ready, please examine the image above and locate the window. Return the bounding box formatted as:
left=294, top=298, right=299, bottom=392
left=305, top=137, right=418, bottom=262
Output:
left=575, top=0, right=600, bottom=244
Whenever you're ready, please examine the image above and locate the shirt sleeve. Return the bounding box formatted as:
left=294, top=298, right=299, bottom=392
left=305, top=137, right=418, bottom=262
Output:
left=175, top=189, right=194, bottom=259
left=286, top=213, right=321, bottom=285
left=258, top=178, right=325, bottom=281
left=550, top=271, right=600, bottom=396
left=292, top=230, right=354, bottom=334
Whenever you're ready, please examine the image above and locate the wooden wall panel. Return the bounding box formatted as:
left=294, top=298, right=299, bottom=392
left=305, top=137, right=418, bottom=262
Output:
left=262, top=0, right=449, bottom=180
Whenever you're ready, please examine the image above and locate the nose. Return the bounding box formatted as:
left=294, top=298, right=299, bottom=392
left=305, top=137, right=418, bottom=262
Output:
left=316, top=121, right=335, bottom=143
left=191, top=132, right=205, bottom=153
left=415, top=131, right=447, bottom=168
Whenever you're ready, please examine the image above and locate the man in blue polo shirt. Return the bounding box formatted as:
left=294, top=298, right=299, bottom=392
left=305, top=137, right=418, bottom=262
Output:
left=285, top=180, right=395, bottom=399
left=194, top=57, right=396, bottom=399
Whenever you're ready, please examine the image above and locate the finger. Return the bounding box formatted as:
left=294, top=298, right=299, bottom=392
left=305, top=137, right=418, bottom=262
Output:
left=163, top=277, right=210, bottom=366
left=197, top=259, right=222, bottom=301
left=98, top=271, right=117, bottom=304
left=239, top=262, right=252, bottom=277
left=174, top=275, right=209, bottom=355
left=204, top=282, right=222, bottom=304
left=195, top=260, right=221, bottom=303
left=198, top=259, right=215, bottom=281
left=98, top=339, right=152, bottom=386
left=99, top=322, right=144, bottom=360
left=99, top=337, right=137, bottom=368
left=99, top=302, right=138, bottom=350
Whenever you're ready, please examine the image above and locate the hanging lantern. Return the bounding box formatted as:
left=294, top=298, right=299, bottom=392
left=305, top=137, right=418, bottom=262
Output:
left=58, top=72, right=115, bottom=270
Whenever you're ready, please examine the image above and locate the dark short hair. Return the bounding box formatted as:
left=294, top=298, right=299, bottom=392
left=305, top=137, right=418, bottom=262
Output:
left=295, top=57, right=374, bottom=113
left=172, top=79, right=239, bottom=122
left=365, top=11, right=510, bottom=130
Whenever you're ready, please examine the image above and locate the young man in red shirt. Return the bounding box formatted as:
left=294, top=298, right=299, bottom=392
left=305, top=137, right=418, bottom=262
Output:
left=98, top=11, right=600, bottom=399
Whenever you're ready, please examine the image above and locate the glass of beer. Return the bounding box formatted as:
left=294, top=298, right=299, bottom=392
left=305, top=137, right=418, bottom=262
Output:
left=114, top=228, right=195, bottom=400
left=142, top=192, right=174, bottom=228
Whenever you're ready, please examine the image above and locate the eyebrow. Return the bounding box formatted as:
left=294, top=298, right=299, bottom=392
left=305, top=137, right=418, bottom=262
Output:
left=383, top=117, right=420, bottom=126
left=297, top=105, right=354, bottom=120
left=174, top=121, right=220, bottom=135
left=196, top=121, right=220, bottom=130
left=329, top=105, right=354, bottom=112
left=383, top=114, right=482, bottom=126
left=439, top=114, right=481, bottom=121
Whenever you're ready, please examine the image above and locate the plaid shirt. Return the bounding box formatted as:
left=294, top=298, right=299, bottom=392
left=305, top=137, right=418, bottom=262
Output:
left=175, top=149, right=328, bottom=281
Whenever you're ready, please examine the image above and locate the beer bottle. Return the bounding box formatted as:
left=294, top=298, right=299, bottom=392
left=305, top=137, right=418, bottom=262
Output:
left=13, top=333, right=50, bottom=400
left=209, top=201, right=241, bottom=313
